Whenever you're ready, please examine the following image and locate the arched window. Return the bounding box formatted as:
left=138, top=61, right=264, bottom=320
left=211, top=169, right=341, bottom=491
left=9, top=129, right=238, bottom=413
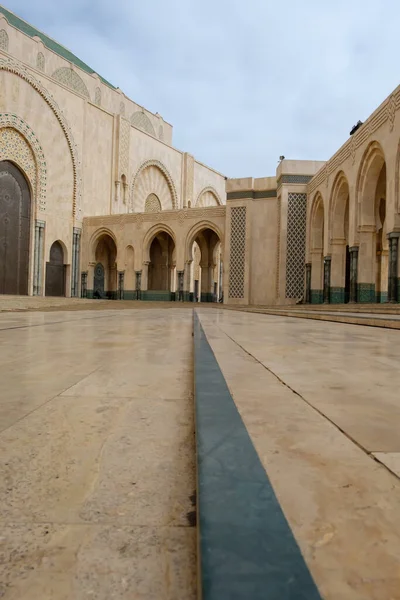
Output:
left=131, top=111, right=156, bottom=136
left=120, top=102, right=125, bottom=115
left=145, top=193, right=161, bottom=213
left=52, top=67, right=90, bottom=99
left=95, top=87, right=101, bottom=106
left=36, top=52, right=45, bottom=71
left=0, top=29, right=9, bottom=52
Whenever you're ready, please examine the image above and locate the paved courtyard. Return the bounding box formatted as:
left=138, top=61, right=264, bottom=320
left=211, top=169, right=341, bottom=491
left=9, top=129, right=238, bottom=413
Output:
left=0, top=308, right=196, bottom=600
left=197, top=308, right=400, bottom=599
left=1, top=304, right=400, bottom=599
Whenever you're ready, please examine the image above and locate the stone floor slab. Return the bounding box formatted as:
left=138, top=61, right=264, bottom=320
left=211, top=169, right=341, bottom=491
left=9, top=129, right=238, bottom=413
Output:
left=198, top=309, right=400, bottom=600
left=0, top=308, right=196, bottom=599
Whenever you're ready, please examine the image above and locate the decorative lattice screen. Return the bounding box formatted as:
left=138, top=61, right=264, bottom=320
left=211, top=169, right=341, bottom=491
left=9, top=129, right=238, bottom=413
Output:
left=285, top=193, right=307, bottom=299
left=228, top=206, right=246, bottom=298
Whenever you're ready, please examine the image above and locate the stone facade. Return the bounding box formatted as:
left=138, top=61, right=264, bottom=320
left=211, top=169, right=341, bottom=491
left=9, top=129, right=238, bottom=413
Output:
left=1, top=6, right=400, bottom=306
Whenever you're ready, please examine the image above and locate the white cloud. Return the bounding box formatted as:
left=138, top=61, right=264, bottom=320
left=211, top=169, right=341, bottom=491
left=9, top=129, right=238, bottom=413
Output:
left=6, top=0, right=400, bottom=177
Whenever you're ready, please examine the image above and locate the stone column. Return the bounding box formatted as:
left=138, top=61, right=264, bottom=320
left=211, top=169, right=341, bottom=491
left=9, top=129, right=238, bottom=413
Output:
left=118, top=270, right=125, bottom=300
left=349, top=246, right=359, bottom=303
left=115, top=180, right=120, bottom=203
left=323, top=256, right=331, bottom=304
left=33, top=221, right=40, bottom=296
left=123, top=183, right=129, bottom=204
left=305, top=263, right=311, bottom=304
left=87, top=262, right=95, bottom=298
left=388, top=232, right=400, bottom=303
left=177, top=270, right=184, bottom=302
left=357, top=229, right=375, bottom=302
left=81, top=271, right=88, bottom=298
left=184, top=260, right=192, bottom=302
left=33, top=220, right=45, bottom=296
left=136, top=269, right=143, bottom=300
left=141, top=260, right=150, bottom=291
left=219, top=259, right=223, bottom=302
left=71, top=227, right=81, bottom=297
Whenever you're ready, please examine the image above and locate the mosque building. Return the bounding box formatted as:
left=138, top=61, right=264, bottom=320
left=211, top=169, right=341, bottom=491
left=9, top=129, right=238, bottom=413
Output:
left=0, top=5, right=399, bottom=305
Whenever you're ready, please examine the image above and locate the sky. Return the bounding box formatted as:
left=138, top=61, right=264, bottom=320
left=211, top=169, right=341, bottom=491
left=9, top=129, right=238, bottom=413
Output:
left=3, top=0, right=400, bottom=178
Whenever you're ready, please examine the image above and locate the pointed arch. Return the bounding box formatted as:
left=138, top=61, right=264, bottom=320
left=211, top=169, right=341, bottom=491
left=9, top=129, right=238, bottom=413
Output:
left=131, top=111, right=156, bottom=136
left=0, top=59, right=82, bottom=218
left=329, top=171, right=350, bottom=242
left=356, top=140, right=386, bottom=227
left=36, top=51, right=45, bottom=71
left=89, top=227, right=118, bottom=263
left=52, top=67, right=90, bottom=99
left=195, top=186, right=223, bottom=207
left=130, top=160, right=178, bottom=211
left=185, top=220, right=224, bottom=262
left=0, top=114, right=47, bottom=212
left=142, top=223, right=177, bottom=263
left=0, top=29, right=8, bottom=52
left=309, top=192, right=325, bottom=252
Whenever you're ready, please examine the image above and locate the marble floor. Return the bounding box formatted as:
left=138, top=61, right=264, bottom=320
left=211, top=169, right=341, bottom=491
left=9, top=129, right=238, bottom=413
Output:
left=0, top=308, right=196, bottom=600
left=197, top=308, right=400, bottom=600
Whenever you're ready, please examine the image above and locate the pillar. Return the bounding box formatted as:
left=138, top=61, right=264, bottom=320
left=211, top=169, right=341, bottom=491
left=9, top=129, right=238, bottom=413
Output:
left=330, top=240, right=346, bottom=303
left=305, top=263, right=311, bottom=304
left=184, top=260, right=192, bottom=302
left=33, top=220, right=45, bottom=296
left=81, top=271, right=88, bottom=298
left=349, top=246, right=359, bottom=303
left=135, top=270, right=142, bottom=300
left=323, top=256, right=331, bottom=304
left=71, top=227, right=81, bottom=297
left=310, top=251, right=323, bottom=303
left=87, top=262, right=95, bottom=298
left=200, top=262, right=213, bottom=303
left=219, top=258, right=223, bottom=302
left=357, top=229, right=375, bottom=302
left=115, top=180, right=120, bottom=203
left=142, top=262, right=149, bottom=292
left=388, top=232, right=400, bottom=303
left=118, top=270, right=125, bottom=300
left=123, top=182, right=129, bottom=204
left=177, top=270, right=184, bottom=302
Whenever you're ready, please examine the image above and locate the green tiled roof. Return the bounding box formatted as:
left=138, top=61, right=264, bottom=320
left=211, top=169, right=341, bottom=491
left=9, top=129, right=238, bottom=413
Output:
left=0, top=5, right=116, bottom=89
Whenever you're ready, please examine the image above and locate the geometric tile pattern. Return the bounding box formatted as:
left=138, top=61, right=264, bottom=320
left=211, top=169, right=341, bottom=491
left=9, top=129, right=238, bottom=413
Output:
left=118, top=117, right=130, bottom=179
left=0, top=115, right=47, bottom=211
left=285, top=193, right=307, bottom=299
left=131, top=111, right=156, bottom=137
left=0, top=29, right=8, bottom=51
left=94, top=87, right=101, bottom=106
left=52, top=67, right=90, bottom=99
left=36, top=51, right=45, bottom=71
left=228, top=206, right=246, bottom=299
left=144, top=193, right=161, bottom=213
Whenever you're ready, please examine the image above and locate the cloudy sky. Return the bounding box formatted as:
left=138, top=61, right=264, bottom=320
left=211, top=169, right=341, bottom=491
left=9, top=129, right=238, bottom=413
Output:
left=4, top=0, right=400, bottom=177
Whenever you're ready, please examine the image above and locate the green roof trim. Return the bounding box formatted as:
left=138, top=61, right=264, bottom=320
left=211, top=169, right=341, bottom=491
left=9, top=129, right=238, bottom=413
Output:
left=0, top=5, right=116, bottom=89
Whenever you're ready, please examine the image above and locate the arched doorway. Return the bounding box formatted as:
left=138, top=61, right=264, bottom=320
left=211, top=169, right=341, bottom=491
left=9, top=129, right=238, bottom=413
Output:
left=45, top=241, right=65, bottom=296
left=357, top=142, right=387, bottom=303
left=147, top=232, right=175, bottom=299
left=310, top=194, right=325, bottom=304
left=93, top=233, right=117, bottom=299
left=0, top=161, right=31, bottom=295
left=188, top=227, right=221, bottom=302
left=330, top=173, right=350, bottom=303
